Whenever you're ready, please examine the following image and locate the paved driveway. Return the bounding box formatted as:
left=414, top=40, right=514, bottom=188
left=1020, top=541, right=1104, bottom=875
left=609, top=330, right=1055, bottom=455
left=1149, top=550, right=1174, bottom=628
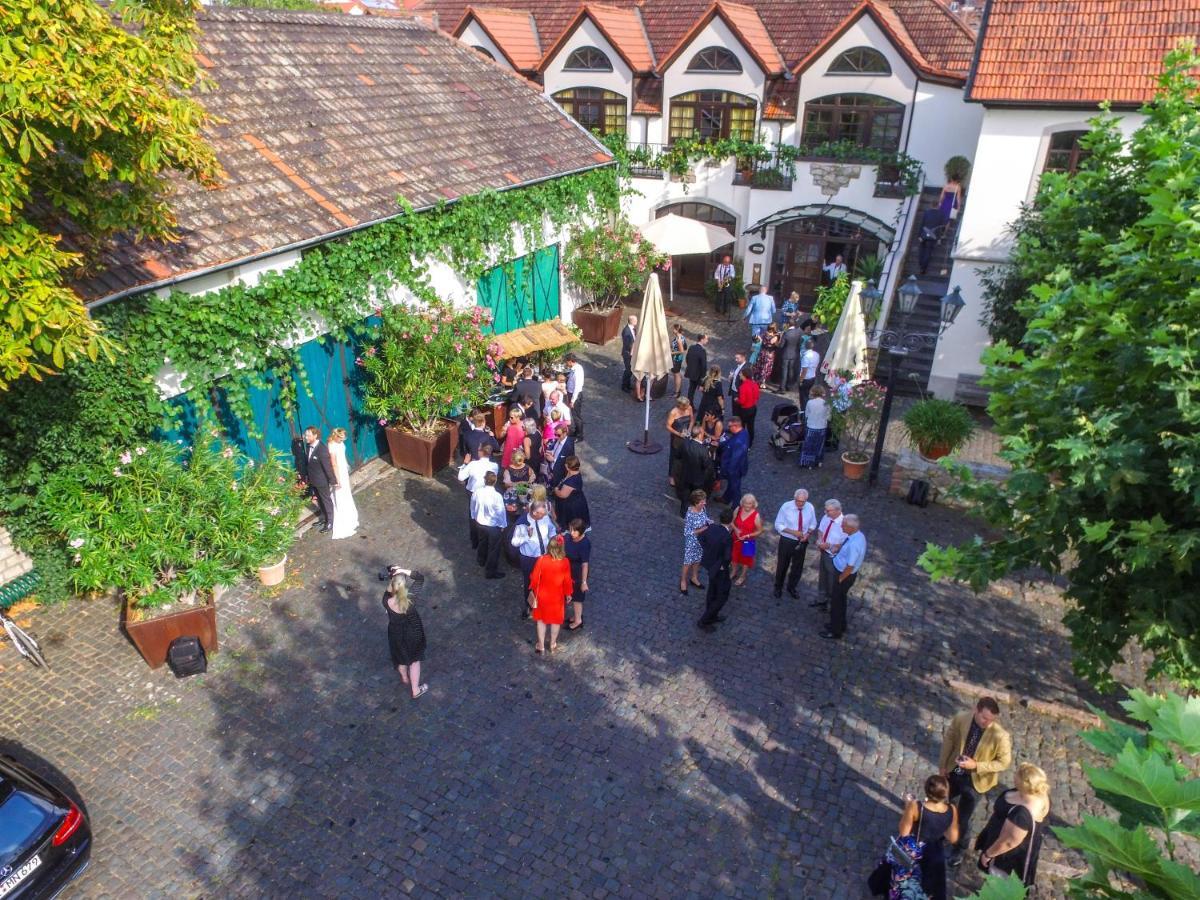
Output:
left=1, top=298, right=1117, bottom=898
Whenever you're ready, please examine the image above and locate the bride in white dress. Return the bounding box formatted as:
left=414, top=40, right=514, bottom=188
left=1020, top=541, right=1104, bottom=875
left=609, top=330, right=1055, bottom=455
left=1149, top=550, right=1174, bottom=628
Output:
left=328, top=428, right=359, bottom=539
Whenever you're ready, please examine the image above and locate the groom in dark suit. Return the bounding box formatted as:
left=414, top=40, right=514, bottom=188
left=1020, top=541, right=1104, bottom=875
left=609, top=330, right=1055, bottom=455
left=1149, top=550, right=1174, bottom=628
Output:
left=684, top=333, right=709, bottom=410
left=697, top=507, right=734, bottom=631
left=301, top=426, right=337, bottom=534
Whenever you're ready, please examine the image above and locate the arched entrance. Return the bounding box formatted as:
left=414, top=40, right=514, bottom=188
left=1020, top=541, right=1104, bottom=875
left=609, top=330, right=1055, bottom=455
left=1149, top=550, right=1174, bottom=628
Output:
left=771, top=217, right=882, bottom=309
left=655, top=202, right=736, bottom=294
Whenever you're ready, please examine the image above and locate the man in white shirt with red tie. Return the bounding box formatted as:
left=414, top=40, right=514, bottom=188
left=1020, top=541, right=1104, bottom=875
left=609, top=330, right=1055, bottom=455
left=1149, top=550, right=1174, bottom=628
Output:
left=773, top=488, right=816, bottom=599
left=812, top=498, right=845, bottom=609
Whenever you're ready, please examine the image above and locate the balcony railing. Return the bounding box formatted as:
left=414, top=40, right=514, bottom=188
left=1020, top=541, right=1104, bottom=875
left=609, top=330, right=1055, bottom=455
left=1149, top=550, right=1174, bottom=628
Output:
left=625, top=141, right=665, bottom=179
left=731, top=153, right=794, bottom=191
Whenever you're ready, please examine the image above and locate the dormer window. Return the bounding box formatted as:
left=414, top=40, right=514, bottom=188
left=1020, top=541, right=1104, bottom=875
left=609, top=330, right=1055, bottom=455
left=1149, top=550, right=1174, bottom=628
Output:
left=564, top=46, right=613, bottom=72
left=686, top=46, right=742, bottom=73
left=552, top=88, right=627, bottom=135
left=669, top=90, right=756, bottom=143
left=827, top=46, right=891, bottom=75
left=471, top=45, right=495, bottom=61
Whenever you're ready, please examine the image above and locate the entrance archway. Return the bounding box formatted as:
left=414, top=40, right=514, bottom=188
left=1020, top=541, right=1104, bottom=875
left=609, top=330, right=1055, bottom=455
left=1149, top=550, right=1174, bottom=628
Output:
left=770, top=217, right=882, bottom=310
left=655, top=202, right=736, bottom=294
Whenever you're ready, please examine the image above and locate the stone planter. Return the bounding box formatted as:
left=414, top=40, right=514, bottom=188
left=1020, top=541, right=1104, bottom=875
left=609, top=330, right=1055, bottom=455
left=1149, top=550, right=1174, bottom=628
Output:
left=257, top=556, right=287, bottom=587
left=123, top=587, right=221, bottom=669
left=572, top=305, right=622, bottom=345
left=841, top=452, right=868, bottom=481
left=384, top=418, right=460, bottom=477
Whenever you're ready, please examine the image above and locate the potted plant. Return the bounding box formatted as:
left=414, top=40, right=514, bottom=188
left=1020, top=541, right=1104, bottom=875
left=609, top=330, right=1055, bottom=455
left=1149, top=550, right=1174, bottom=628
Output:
left=39, top=438, right=301, bottom=668
left=944, top=155, right=972, bottom=184
left=812, top=274, right=850, bottom=327
left=244, top=452, right=308, bottom=586
left=564, top=219, right=666, bottom=344
left=902, top=398, right=976, bottom=460
left=828, top=374, right=886, bottom=480
left=361, top=301, right=495, bottom=476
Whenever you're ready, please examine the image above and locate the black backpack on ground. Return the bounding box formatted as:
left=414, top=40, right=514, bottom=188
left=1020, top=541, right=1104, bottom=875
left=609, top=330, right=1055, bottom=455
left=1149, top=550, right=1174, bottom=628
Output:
left=906, top=479, right=931, bottom=508
left=167, top=636, right=207, bottom=678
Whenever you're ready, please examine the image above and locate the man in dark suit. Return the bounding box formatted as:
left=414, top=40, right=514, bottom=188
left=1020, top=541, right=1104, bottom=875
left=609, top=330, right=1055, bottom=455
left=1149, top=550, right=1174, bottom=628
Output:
left=777, top=322, right=804, bottom=390
left=511, top=367, right=542, bottom=406
left=548, top=423, right=575, bottom=485
left=697, top=507, right=734, bottom=631
left=675, top=425, right=715, bottom=517
left=620, top=315, right=637, bottom=393
left=461, top=411, right=500, bottom=462
left=684, top=333, right=709, bottom=409
left=300, top=426, right=337, bottom=534
left=718, top=417, right=749, bottom=507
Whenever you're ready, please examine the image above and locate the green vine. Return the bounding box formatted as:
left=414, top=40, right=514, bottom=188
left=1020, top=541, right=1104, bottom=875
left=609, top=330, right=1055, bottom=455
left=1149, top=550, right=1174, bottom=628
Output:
left=603, top=133, right=922, bottom=195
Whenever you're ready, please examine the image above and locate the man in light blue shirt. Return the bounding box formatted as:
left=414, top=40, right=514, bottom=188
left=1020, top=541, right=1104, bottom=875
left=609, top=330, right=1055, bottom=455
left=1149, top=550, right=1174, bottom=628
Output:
left=820, top=513, right=866, bottom=640
left=743, top=285, right=776, bottom=337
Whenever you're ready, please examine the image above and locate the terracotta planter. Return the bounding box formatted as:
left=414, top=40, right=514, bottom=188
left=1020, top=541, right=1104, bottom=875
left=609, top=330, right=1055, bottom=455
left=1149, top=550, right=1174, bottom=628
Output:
left=841, top=452, right=869, bottom=480
left=384, top=418, right=460, bottom=477
left=572, top=305, right=623, bottom=345
left=123, top=588, right=221, bottom=669
left=483, top=403, right=507, bottom=436
left=257, top=556, right=287, bottom=587
left=919, top=442, right=952, bottom=461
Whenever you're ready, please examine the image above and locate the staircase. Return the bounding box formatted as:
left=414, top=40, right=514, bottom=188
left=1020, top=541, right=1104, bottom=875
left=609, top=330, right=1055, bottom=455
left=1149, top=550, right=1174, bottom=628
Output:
left=880, top=187, right=960, bottom=396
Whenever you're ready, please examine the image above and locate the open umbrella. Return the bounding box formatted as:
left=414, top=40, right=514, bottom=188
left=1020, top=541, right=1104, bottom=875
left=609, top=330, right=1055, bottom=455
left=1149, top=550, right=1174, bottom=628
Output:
left=627, top=273, right=673, bottom=454
left=640, top=213, right=736, bottom=309
left=822, top=280, right=869, bottom=381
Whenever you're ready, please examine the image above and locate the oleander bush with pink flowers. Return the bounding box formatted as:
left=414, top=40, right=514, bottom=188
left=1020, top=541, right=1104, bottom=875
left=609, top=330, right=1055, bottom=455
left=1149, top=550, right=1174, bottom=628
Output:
left=826, top=370, right=886, bottom=462
left=38, top=438, right=305, bottom=610
left=564, top=219, right=667, bottom=310
left=360, top=301, right=498, bottom=437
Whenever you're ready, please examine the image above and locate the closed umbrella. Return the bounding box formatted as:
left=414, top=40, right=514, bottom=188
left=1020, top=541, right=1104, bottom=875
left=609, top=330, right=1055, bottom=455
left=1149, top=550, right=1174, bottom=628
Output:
left=822, top=280, right=869, bottom=381
left=627, top=273, right=673, bottom=454
left=640, top=213, right=735, bottom=308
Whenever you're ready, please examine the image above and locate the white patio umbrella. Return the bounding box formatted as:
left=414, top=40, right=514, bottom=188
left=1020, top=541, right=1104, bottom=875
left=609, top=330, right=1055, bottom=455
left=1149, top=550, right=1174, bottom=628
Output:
left=627, top=273, right=673, bottom=454
left=639, top=213, right=736, bottom=308
left=822, top=279, right=870, bottom=382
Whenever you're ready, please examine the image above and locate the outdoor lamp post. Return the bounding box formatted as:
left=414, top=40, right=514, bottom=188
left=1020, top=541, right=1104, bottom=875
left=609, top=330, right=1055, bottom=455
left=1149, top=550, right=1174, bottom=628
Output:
left=862, top=277, right=965, bottom=485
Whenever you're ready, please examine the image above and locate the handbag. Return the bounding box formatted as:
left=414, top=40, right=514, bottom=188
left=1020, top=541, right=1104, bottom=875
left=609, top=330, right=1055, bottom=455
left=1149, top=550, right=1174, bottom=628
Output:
left=740, top=537, right=757, bottom=559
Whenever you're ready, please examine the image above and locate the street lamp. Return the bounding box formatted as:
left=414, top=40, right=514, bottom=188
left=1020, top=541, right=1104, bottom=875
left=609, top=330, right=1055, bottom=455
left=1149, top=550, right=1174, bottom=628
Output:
left=862, top=279, right=966, bottom=485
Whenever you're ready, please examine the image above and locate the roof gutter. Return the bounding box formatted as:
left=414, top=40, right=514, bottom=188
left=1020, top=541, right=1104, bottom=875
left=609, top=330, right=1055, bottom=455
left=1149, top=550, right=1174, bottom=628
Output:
left=962, top=0, right=992, bottom=103
left=86, top=158, right=615, bottom=311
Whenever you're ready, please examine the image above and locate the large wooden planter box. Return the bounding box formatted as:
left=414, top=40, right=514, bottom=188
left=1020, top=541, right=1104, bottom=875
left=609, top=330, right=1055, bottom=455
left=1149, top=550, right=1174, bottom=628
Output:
left=482, top=403, right=507, bottom=435
left=123, top=589, right=221, bottom=669
left=572, top=305, right=623, bottom=345
left=385, top=419, right=460, bottom=477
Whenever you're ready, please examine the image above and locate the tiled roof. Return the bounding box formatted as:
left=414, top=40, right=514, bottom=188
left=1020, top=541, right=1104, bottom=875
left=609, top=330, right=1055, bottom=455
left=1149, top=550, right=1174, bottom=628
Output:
left=968, top=0, right=1200, bottom=106
left=658, top=2, right=787, bottom=75
left=546, top=4, right=657, bottom=72
left=416, top=0, right=977, bottom=80
left=762, top=78, right=798, bottom=119
left=453, top=6, right=542, bottom=70
left=632, top=75, right=665, bottom=113
left=73, top=8, right=611, bottom=303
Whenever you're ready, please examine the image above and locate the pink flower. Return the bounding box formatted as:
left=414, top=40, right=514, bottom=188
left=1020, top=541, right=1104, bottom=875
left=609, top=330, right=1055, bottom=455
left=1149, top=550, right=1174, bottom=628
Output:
left=113, top=467, right=122, bottom=477
left=493, top=374, right=501, bottom=383
left=355, top=357, right=364, bottom=366
left=373, top=306, right=383, bottom=316
left=423, top=334, right=433, bottom=343
left=366, top=346, right=376, bottom=357
left=402, top=332, right=411, bottom=339
left=69, top=538, right=84, bottom=549
left=454, top=342, right=463, bottom=353
left=221, top=447, right=235, bottom=459
left=431, top=324, right=439, bottom=334
left=119, top=451, right=132, bottom=465
left=378, top=418, right=388, bottom=426
left=269, top=507, right=280, bottom=516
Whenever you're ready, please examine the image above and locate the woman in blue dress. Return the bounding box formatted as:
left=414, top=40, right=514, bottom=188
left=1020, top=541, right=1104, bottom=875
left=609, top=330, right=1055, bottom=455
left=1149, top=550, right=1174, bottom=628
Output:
left=679, top=489, right=710, bottom=594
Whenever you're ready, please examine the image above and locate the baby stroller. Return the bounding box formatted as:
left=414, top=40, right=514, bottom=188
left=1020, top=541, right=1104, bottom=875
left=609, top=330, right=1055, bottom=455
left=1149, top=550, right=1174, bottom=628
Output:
left=767, top=402, right=805, bottom=460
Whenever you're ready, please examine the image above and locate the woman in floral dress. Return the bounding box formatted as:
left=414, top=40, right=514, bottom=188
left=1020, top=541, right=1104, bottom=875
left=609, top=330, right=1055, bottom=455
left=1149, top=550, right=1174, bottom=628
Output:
left=753, top=324, right=780, bottom=386
left=679, top=489, right=710, bottom=594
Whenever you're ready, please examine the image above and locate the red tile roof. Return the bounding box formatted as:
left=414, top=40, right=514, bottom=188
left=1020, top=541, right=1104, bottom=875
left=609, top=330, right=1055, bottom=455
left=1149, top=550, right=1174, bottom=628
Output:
left=968, top=0, right=1200, bottom=106
left=762, top=77, right=797, bottom=119
left=658, top=2, right=786, bottom=75
left=588, top=4, right=656, bottom=71
left=418, top=0, right=977, bottom=80
left=452, top=6, right=543, bottom=70
left=70, top=8, right=611, bottom=303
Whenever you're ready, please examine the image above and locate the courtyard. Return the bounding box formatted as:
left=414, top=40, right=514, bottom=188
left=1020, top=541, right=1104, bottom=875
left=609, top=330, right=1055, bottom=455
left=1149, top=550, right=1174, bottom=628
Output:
left=1, top=301, right=1114, bottom=899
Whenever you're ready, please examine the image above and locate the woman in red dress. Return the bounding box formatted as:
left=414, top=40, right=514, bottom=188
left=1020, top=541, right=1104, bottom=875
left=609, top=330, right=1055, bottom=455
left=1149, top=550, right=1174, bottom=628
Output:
left=731, top=493, right=765, bottom=587
left=528, top=536, right=573, bottom=654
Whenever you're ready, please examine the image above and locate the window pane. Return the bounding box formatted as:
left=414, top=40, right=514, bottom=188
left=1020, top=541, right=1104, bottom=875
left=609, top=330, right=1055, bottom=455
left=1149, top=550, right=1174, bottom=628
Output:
left=669, top=103, right=695, bottom=141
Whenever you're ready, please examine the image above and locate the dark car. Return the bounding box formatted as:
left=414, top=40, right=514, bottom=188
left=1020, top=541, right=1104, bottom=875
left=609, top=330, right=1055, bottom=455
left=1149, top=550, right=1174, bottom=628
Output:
left=0, top=756, right=90, bottom=899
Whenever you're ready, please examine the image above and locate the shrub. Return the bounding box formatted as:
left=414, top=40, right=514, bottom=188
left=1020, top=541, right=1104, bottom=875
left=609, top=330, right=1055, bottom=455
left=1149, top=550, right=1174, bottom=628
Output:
left=827, top=371, right=885, bottom=461
left=812, top=274, right=851, bottom=328
left=902, top=398, right=976, bottom=456
left=564, top=219, right=666, bottom=310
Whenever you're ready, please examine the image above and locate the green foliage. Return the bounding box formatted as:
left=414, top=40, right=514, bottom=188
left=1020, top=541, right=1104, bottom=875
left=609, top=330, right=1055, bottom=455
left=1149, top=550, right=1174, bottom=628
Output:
left=826, top=372, right=885, bottom=461
left=0, top=0, right=221, bottom=388
left=214, top=0, right=331, bottom=9
left=1057, top=689, right=1200, bottom=898
left=853, top=254, right=885, bottom=284
left=361, top=302, right=497, bottom=435
left=967, top=872, right=1028, bottom=900
left=919, top=47, right=1200, bottom=691
left=563, top=218, right=666, bottom=310
left=39, top=438, right=304, bottom=610
left=944, top=155, right=972, bottom=183
left=902, top=398, right=976, bottom=456
left=601, top=133, right=923, bottom=195
left=812, top=274, right=850, bottom=329
left=977, top=204, right=1053, bottom=346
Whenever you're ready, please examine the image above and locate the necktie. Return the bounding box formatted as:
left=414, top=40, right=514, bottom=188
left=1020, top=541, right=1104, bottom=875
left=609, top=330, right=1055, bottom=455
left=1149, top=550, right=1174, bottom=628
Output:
left=535, top=521, right=545, bottom=554
left=823, top=518, right=834, bottom=541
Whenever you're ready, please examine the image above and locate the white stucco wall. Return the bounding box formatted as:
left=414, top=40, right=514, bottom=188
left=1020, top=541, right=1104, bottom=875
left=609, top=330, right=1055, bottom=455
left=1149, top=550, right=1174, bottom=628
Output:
left=796, top=16, right=917, bottom=117
left=543, top=18, right=635, bottom=124
left=927, top=106, right=1143, bottom=397
left=455, top=22, right=511, bottom=70
left=905, top=82, right=984, bottom=188
left=662, top=17, right=765, bottom=137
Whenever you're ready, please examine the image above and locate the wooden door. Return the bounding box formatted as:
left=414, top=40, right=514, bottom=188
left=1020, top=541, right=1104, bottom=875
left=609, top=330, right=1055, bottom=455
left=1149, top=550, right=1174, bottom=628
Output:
left=776, top=237, right=824, bottom=309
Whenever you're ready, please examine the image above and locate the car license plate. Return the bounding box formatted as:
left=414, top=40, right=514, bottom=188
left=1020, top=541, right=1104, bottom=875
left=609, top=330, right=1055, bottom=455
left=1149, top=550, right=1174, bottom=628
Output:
left=0, top=854, right=41, bottom=898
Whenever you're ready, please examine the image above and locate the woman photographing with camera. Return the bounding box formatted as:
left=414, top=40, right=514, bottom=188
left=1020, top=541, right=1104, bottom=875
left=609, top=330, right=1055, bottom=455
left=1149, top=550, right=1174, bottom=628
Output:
left=382, top=568, right=428, bottom=699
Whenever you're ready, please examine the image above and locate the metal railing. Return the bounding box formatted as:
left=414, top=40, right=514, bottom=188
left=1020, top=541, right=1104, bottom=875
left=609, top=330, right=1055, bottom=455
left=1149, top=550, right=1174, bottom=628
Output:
left=731, top=152, right=794, bottom=191
left=625, top=141, right=666, bottom=179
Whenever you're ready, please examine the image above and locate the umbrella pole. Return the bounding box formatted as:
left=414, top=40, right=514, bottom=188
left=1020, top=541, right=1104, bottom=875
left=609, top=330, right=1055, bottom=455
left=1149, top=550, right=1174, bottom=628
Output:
left=626, top=377, right=663, bottom=455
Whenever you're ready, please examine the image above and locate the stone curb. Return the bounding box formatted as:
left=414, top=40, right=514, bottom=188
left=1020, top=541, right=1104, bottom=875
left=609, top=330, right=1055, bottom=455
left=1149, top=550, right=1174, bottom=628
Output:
left=944, top=677, right=1101, bottom=729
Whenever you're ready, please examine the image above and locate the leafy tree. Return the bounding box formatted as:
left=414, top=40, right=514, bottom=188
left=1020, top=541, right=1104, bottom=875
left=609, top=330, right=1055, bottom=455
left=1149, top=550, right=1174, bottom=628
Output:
left=0, top=0, right=221, bottom=389
left=920, top=47, right=1200, bottom=691
left=1058, top=689, right=1200, bottom=898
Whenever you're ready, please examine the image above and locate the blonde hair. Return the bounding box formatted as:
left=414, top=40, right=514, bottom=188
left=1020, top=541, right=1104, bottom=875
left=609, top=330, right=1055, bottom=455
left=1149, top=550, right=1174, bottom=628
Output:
left=510, top=451, right=526, bottom=466
left=702, top=365, right=722, bottom=390
left=547, top=538, right=566, bottom=560
left=550, top=409, right=562, bottom=422
left=674, top=397, right=691, bottom=411
left=1016, top=763, right=1050, bottom=797
left=530, top=484, right=548, bottom=503
left=740, top=493, right=758, bottom=510
left=386, top=576, right=412, bottom=614
left=329, top=427, right=347, bottom=443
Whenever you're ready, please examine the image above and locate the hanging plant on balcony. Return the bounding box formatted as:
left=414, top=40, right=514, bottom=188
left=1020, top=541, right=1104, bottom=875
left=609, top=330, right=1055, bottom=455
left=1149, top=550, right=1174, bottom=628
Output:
left=564, top=219, right=667, bottom=312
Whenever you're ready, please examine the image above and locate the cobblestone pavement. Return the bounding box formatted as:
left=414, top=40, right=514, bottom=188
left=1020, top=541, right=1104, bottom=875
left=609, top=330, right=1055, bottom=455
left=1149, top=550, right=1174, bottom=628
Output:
left=0, top=296, right=1151, bottom=899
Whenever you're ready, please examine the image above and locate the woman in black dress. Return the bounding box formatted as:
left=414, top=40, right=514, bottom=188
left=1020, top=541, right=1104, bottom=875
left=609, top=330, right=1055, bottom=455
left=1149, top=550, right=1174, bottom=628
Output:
left=564, top=518, right=591, bottom=631
left=521, top=418, right=543, bottom=483
left=697, top=365, right=725, bottom=421
left=383, top=571, right=427, bottom=699
left=665, top=397, right=693, bottom=483
left=976, top=763, right=1050, bottom=887
left=901, top=775, right=958, bottom=900
left=553, top=456, right=590, bottom=531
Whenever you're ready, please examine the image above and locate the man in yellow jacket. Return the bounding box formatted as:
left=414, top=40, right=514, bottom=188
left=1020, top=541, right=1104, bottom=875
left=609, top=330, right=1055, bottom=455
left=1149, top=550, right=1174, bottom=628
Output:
left=938, top=696, right=1012, bottom=866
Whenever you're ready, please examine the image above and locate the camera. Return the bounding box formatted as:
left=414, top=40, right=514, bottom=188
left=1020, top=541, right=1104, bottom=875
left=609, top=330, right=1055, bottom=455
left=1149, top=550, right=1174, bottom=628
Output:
left=378, top=564, right=405, bottom=581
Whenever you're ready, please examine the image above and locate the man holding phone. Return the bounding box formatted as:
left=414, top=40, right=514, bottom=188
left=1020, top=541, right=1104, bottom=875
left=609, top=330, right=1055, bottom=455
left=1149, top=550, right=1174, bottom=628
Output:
left=937, top=696, right=1012, bottom=867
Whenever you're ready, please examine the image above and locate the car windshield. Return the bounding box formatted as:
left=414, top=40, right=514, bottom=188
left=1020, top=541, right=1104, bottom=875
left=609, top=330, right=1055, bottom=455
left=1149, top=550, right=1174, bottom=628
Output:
left=0, top=790, right=58, bottom=861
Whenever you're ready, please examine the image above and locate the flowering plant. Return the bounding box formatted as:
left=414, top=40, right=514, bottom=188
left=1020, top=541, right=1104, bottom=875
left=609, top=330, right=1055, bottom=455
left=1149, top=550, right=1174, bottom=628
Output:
left=39, top=438, right=305, bottom=611
left=361, top=301, right=496, bottom=437
left=564, top=218, right=667, bottom=311
left=827, top=371, right=885, bottom=462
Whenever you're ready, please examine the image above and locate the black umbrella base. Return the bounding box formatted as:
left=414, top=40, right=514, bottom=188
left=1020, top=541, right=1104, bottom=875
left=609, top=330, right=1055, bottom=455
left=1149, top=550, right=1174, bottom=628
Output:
left=626, top=439, right=663, bottom=455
